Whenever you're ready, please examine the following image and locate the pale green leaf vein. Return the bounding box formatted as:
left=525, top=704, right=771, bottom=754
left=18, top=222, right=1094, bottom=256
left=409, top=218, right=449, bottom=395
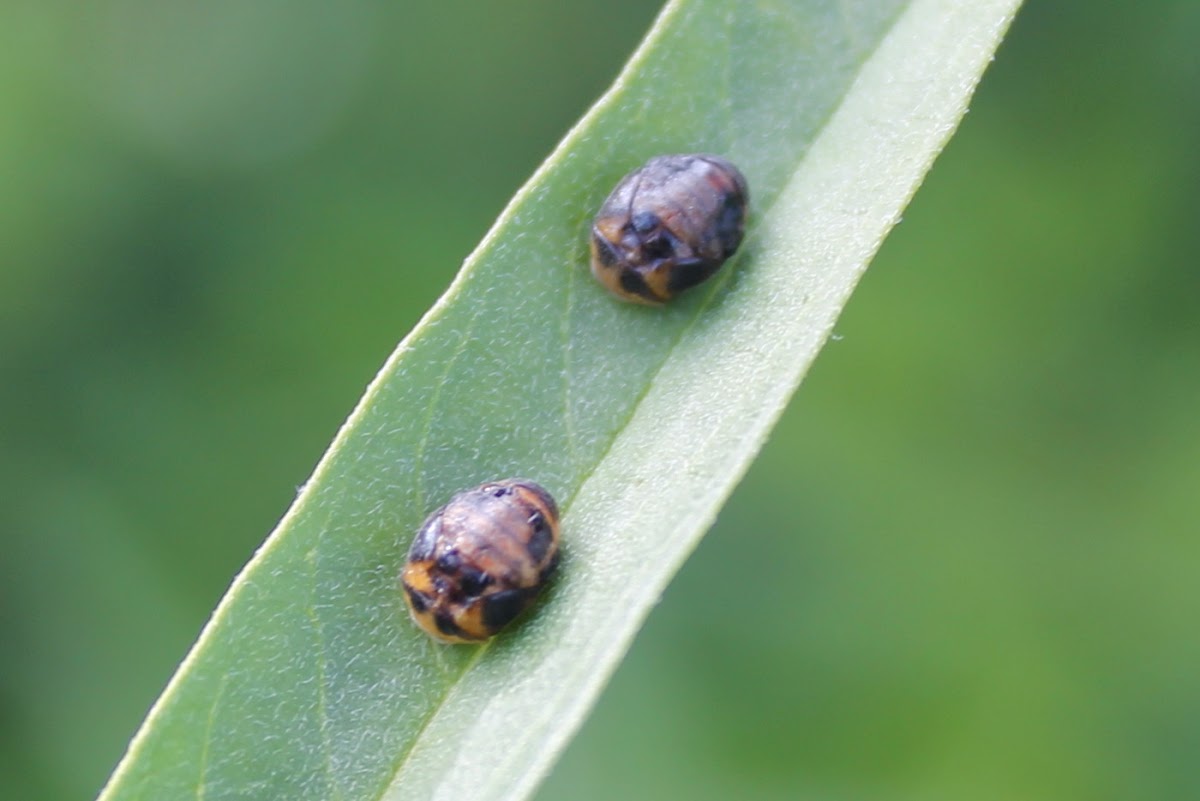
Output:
left=194, top=674, right=227, bottom=801
left=304, top=545, right=340, bottom=801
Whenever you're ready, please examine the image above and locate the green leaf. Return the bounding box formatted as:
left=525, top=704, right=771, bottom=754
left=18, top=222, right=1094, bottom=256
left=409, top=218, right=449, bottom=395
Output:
left=98, top=1, right=1021, bottom=799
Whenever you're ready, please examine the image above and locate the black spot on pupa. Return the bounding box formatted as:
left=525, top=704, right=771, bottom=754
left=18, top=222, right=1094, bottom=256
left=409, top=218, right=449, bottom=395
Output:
left=436, top=551, right=462, bottom=574
left=526, top=516, right=553, bottom=564
left=458, top=567, right=491, bottom=598
left=714, top=195, right=746, bottom=256
left=592, top=231, right=621, bottom=267
left=631, top=210, right=659, bottom=234
left=619, top=269, right=656, bottom=301
left=666, top=257, right=718, bottom=293
left=434, top=611, right=466, bottom=639
left=405, top=587, right=430, bottom=613
left=481, top=588, right=533, bottom=631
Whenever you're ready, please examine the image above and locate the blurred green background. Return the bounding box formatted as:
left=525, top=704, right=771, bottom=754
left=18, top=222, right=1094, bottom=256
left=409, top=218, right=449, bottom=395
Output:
left=2, top=1, right=1197, bottom=799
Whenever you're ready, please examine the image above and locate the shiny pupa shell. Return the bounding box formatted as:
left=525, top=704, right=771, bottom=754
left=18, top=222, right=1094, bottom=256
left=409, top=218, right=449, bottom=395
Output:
left=589, top=154, right=748, bottom=304
left=401, top=479, right=560, bottom=643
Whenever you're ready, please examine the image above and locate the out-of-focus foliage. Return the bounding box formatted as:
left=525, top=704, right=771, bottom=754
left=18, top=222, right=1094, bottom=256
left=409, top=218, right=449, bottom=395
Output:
left=0, top=2, right=1197, bottom=800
